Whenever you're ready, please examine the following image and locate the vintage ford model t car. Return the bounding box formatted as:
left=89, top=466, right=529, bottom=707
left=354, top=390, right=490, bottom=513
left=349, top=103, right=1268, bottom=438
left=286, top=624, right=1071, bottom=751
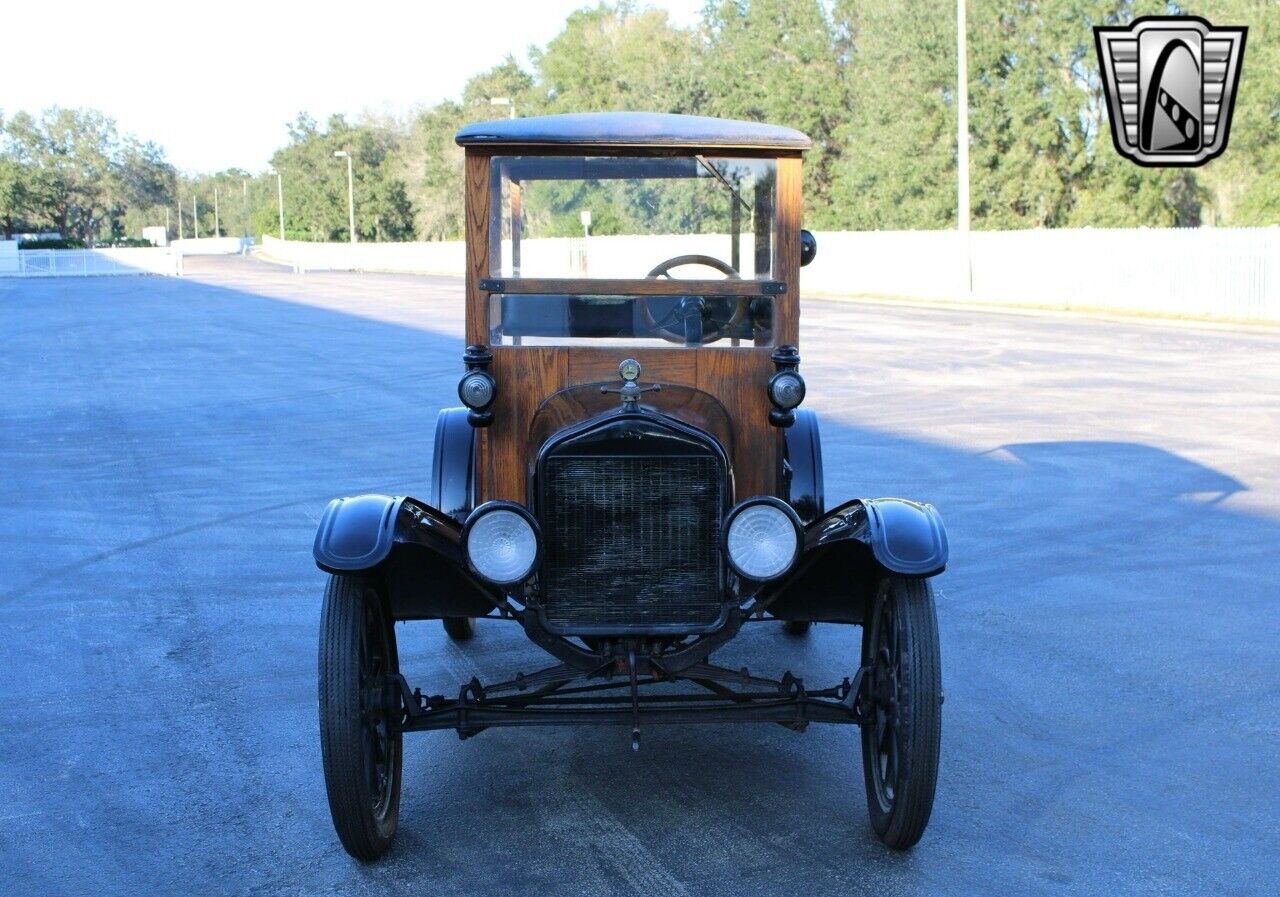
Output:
left=313, top=112, right=948, bottom=860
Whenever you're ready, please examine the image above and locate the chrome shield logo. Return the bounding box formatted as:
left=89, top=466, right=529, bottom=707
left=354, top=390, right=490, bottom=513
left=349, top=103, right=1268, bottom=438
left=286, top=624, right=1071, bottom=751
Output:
left=1095, top=16, right=1247, bottom=167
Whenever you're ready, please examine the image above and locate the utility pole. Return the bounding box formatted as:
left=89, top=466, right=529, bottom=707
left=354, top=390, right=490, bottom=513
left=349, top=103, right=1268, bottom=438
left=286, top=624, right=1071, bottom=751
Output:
left=193, top=197, right=199, bottom=240
left=956, top=0, right=970, bottom=235
left=214, top=186, right=221, bottom=238
left=334, top=150, right=356, bottom=243
left=272, top=170, right=285, bottom=241
left=956, top=0, right=972, bottom=296
left=178, top=200, right=184, bottom=240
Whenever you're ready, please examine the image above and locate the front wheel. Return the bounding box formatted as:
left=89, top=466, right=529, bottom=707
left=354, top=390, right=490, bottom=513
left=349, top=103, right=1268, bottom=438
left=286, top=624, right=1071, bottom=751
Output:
left=319, top=574, right=402, bottom=861
left=859, top=575, right=941, bottom=849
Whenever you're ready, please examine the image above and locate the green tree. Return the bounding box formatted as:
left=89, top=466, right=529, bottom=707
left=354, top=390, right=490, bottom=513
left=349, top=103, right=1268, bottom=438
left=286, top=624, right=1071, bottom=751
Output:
left=268, top=113, right=414, bottom=242
left=698, top=0, right=847, bottom=227
left=963, top=0, right=1218, bottom=229
left=532, top=2, right=702, bottom=113
left=7, top=107, right=119, bottom=242
left=829, top=0, right=958, bottom=229
left=110, top=137, right=177, bottom=239
left=400, top=102, right=467, bottom=240
left=1187, top=0, right=1280, bottom=225
left=462, top=55, right=537, bottom=112
left=0, top=111, right=32, bottom=237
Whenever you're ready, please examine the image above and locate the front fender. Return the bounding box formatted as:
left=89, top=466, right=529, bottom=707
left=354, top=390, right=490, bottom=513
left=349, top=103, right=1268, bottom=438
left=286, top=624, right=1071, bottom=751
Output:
left=313, top=494, right=501, bottom=620
left=814, top=498, right=948, bottom=577
left=431, top=407, right=475, bottom=523
left=758, top=497, right=947, bottom=624
left=313, top=493, right=405, bottom=572
left=781, top=408, right=824, bottom=525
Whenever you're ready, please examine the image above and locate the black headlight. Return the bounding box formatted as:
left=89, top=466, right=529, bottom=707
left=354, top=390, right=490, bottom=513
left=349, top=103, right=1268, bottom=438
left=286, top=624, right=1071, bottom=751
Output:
left=768, top=370, right=805, bottom=410
left=458, top=370, right=495, bottom=410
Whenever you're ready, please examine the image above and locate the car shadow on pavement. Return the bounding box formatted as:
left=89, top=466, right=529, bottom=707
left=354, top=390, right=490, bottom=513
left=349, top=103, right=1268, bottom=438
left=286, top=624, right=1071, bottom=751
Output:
left=1, top=265, right=1276, bottom=897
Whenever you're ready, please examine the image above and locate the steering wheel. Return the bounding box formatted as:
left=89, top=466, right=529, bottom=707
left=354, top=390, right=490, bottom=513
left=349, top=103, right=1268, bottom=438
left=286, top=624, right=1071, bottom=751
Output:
left=641, top=254, right=748, bottom=345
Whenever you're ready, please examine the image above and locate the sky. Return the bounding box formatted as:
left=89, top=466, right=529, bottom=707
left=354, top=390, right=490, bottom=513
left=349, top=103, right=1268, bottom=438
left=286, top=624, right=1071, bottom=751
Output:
left=3, top=0, right=705, bottom=173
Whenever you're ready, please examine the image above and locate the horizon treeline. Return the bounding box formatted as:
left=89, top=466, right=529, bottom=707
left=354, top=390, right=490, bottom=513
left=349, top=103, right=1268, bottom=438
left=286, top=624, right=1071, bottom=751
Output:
left=2, top=0, right=1276, bottom=244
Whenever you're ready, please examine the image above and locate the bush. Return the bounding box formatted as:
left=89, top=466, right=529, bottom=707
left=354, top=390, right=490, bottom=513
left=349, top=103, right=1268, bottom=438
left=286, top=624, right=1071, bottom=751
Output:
left=18, top=237, right=155, bottom=249
left=19, top=238, right=86, bottom=250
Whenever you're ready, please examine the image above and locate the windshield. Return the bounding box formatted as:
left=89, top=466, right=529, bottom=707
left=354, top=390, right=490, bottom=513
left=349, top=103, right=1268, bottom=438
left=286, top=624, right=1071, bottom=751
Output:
left=490, top=155, right=777, bottom=280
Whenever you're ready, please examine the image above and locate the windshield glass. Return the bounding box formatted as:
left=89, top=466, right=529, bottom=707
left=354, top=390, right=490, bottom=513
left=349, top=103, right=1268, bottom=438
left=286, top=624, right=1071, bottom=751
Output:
left=490, top=155, right=777, bottom=280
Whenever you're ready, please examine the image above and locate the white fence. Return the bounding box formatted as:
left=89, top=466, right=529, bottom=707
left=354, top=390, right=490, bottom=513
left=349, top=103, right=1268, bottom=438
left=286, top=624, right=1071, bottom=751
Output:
left=259, top=227, right=1280, bottom=322
left=805, top=228, right=1280, bottom=321
left=171, top=236, right=254, bottom=256
left=259, top=235, right=464, bottom=275
left=0, top=236, right=253, bottom=278
left=5, top=247, right=181, bottom=277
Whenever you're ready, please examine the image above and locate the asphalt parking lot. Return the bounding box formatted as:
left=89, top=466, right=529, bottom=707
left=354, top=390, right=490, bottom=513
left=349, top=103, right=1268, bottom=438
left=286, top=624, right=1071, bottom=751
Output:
left=2, top=255, right=1277, bottom=896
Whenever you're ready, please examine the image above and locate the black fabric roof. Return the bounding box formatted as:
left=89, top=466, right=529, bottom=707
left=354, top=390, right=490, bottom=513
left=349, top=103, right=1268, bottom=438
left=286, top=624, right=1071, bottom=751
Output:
left=455, top=112, right=811, bottom=150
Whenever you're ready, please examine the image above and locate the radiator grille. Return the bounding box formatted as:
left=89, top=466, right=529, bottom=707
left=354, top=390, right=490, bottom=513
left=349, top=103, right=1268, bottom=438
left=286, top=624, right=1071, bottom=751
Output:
left=540, top=455, right=723, bottom=630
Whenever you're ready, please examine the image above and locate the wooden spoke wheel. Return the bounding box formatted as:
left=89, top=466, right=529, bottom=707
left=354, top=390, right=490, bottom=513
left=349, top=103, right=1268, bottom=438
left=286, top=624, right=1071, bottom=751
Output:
left=319, top=575, right=402, bottom=861
left=859, top=575, right=942, bottom=849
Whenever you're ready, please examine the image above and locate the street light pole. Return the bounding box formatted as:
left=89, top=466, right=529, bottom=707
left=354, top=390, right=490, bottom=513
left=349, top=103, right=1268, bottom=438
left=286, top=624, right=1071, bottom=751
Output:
left=956, top=0, right=970, bottom=235
left=270, top=170, right=285, bottom=241
left=956, top=0, right=973, bottom=296
left=334, top=151, right=356, bottom=243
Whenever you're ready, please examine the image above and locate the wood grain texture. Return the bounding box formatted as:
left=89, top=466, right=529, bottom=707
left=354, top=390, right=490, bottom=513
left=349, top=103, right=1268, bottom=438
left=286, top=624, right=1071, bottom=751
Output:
left=479, top=347, right=566, bottom=501
left=529, top=384, right=735, bottom=455
left=696, top=349, right=778, bottom=498
left=478, top=345, right=777, bottom=504
left=773, top=155, right=802, bottom=346
left=464, top=148, right=805, bottom=506
left=464, top=152, right=491, bottom=346
left=567, top=348, right=697, bottom=385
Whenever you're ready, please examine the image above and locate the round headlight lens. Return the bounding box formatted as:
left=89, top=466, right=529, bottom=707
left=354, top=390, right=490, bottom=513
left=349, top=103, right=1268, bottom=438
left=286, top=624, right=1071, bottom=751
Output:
left=725, top=499, right=801, bottom=581
left=768, top=371, right=805, bottom=410
left=458, top=371, right=495, bottom=410
left=465, top=506, right=538, bottom=584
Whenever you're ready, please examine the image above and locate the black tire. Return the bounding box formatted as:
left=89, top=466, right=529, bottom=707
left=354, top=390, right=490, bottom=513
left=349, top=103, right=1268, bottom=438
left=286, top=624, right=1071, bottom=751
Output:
left=782, top=619, right=812, bottom=636
left=319, top=574, right=402, bottom=861
left=859, top=575, right=941, bottom=850
left=442, top=616, right=476, bottom=641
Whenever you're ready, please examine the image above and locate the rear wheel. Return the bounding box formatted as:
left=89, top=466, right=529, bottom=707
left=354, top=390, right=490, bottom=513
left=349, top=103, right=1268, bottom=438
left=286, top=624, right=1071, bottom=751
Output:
left=859, top=575, right=941, bottom=849
left=442, top=616, right=476, bottom=641
left=319, top=574, right=402, bottom=861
